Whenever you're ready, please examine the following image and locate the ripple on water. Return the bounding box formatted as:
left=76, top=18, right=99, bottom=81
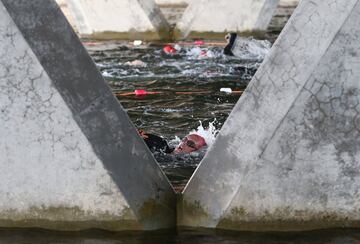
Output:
left=0, top=227, right=359, bottom=243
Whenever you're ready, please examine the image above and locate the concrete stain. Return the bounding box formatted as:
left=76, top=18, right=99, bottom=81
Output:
left=84, top=29, right=268, bottom=41
left=177, top=198, right=210, bottom=227
left=217, top=206, right=360, bottom=232
left=0, top=206, right=141, bottom=231
left=138, top=197, right=176, bottom=230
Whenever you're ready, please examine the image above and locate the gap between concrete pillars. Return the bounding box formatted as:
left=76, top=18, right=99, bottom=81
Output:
left=137, top=0, right=172, bottom=40
left=65, top=0, right=171, bottom=40
left=254, top=0, right=282, bottom=30
left=179, top=0, right=360, bottom=231
left=174, top=0, right=279, bottom=40
left=0, top=0, right=175, bottom=231
left=64, top=0, right=90, bottom=34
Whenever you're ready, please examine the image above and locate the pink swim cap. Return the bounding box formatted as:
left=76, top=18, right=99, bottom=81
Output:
left=174, top=134, right=207, bottom=154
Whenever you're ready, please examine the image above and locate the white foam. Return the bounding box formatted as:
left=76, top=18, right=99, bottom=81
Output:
left=190, top=120, right=219, bottom=146
left=232, top=37, right=271, bottom=60
left=169, top=135, right=182, bottom=148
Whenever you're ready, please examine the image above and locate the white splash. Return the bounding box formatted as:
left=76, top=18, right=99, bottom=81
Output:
left=187, top=47, right=202, bottom=57
left=246, top=39, right=271, bottom=59
left=124, top=60, right=147, bottom=67
left=232, top=37, right=271, bottom=60
left=102, top=70, right=113, bottom=77
left=186, top=47, right=216, bottom=59
left=169, top=135, right=182, bottom=148
left=190, top=120, right=219, bottom=146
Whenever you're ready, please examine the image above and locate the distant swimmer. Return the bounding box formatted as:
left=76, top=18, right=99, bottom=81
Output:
left=224, top=33, right=271, bottom=59
left=163, top=45, right=177, bottom=54
left=138, top=130, right=206, bottom=154
left=224, top=33, right=237, bottom=56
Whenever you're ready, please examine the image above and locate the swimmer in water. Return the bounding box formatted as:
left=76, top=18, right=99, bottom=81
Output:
left=139, top=130, right=206, bottom=154
left=224, top=33, right=237, bottom=56
left=163, top=45, right=177, bottom=54
left=224, top=32, right=271, bottom=59
left=139, top=130, right=174, bottom=153
left=173, top=134, right=207, bottom=154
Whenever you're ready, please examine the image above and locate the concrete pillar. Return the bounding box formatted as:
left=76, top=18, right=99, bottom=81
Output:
left=55, top=0, right=78, bottom=33
left=66, top=0, right=171, bottom=40
left=268, top=0, right=299, bottom=33
left=279, top=0, right=299, bottom=5
left=174, top=0, right=280, bottom=39
left=155, top=0, right=191, bottom=4
left=0, top=0, right=175, bottom=231
left=155, top=0, right=190, bottom=27
left=179, top=0, right=360, bottom=231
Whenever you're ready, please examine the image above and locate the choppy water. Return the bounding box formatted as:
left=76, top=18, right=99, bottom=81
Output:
left=86, top=38, right=270, bottom=190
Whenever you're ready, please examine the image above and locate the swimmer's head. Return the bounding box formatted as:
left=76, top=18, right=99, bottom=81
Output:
left=225, top=33, right=237, bottom=44
left=225, top=33, right=231, bottom=43
left=224, top=33, right=237, bottom=56
left=174, top=134, right=206, bottom=154
left=163, top=45, right=177, bottom=54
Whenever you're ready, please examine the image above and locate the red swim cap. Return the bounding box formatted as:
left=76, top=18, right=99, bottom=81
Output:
left=163, top=45, right=176, bottom=54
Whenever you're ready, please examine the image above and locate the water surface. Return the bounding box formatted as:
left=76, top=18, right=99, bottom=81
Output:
left=1, top=228, right=360, bottom=244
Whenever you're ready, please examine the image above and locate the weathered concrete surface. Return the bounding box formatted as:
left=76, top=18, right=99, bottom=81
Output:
left=155, top=0, right=191, bottom=4
left=157, top=3, right=188, bottom=27
left=66, top=0, right=171, bottom=40
left=179, top=0, right=360, bottom=231
left=0, top=0, right=175, bottom=231
left=174, top=0, right=279, bottom=39
left=268, top=0, right=299, bottom=34
left=56, top=0, right=299, bottom=40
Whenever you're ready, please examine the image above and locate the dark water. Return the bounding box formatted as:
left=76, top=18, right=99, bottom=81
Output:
left=86, top=39, right=270, bottom=189
left=1, top=228, right=360, bottom=243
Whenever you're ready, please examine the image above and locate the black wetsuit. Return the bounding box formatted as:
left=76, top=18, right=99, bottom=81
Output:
left=143, top=133, right=174, bottom=154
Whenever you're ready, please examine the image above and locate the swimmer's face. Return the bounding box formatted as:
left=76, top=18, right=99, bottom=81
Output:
left=174, top=134, right=206, bottom=154
left=225, top=34, right=231, bottom=43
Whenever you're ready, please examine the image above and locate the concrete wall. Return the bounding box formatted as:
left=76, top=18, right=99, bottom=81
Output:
left=0, top=0, right=175, bottom=231
left=174, top=0, right=280, bottom=39
left=155, top=0, right=190, bottom=5
left=58, top=0, right=298, bottom=40
left=155, top=0, right=297, bottom=6
left=279, top=0, right=299, bottom=5
left=55, top=0, right=300, bottom=41
left=179, top=0, right=360, bottom=231
left=66, top=0, right=170, bottom=40
left=268, top=0, right=299, bottom=33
